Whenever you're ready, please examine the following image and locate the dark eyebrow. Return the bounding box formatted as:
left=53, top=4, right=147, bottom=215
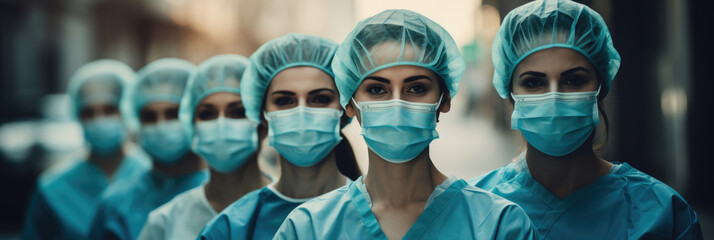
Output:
left=308, top=88, right=335, bottom=95
left=270, top=90, right=295, bottom=96
left=364, top=76, right=390, bottom=84
left=404, top=75, right=432, bottom=83
left=197, top=103, right=216, bottom=109
left=519, top=71, right=546, bottom=78
left=560, top=67, right=589, bottom=76
left=227, top=101, right=243, bottom=108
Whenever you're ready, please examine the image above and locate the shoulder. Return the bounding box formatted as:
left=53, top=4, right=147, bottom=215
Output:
left=289, top=184, right=351, bottom=217
left=458, top=184, right=536, bottom=239
left=219, top=187, right=266, bottom=217
left=469, top=162, right=520, bottom=190
left=616, top=163, right=688, bottom=204
left=38, top=159, right=85, bottom=190
left=274, top=185, right=352, bottom=239
left=99, top=171, right=150, bottom=211
left=149, top=186, right=204, bottom=221
left=460, top=184, right=527, bottom=215
left=199, top=188, right=267, bottom=239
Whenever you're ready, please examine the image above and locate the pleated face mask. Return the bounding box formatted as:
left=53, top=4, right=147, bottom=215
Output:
left=511, top=89, right=600, bottom=156
left=139, top=120, right=190, bottom=164
left=82, top=116, right=126, bottom=155
left=265, top=106, right=343, bottom=167
left=192, top=117, right=258, bottom=173
left=353, top=95, right=442, bottom=163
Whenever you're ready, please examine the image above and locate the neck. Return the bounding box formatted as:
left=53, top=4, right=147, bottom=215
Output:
left=88, top=147, right=125, bottom=179
left=204, top=156, right=271, bottom=212
left=152, top=153, right=206, bottom=177
left=363, top=148, right=447, bottom=207
left=525, top=141, right=612, bottom=199
left=274, top=150, right=346, bottom=199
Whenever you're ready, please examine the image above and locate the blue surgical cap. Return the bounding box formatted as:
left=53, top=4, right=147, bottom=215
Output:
left=332, top=9, right=466, bottom=108
left=67, top=59, right=135, bottom=120
left=241, top=33, right=339, bottom=122
left=179, top=54, right=250, bottom=140
left=121, top=58, right=196, bottom=132
left=492, top=0, right=621, bottom=99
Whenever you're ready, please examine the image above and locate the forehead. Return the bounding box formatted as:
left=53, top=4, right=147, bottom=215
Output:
left=199, top=92, right=242, bottom=105
left=367, top=65, right=437, bottom=82
left=514, top=47, right=595, bottom=76
left=80, top=75, right=121, bottom=96
left=141, top=101, right=180, bottom=111
left=268, top=66, right=335, bottom=92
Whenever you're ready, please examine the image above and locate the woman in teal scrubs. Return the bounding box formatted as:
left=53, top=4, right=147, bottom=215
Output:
left=274, top=9, right=535, bottom=240
left=198, top=33, right=360, bottom=239
left=471, top=0, right=703, bottom=239
left=23, top=60, right=149, bottom=240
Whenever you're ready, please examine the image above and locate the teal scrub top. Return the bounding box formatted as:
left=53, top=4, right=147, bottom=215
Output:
left=23, top=152, right=149, bottom=240
left=470, top=157, right=703, bottom=239
left=198, top=185, right=312, bottom=240
left=88, top=168, right=208, bottom=240
left=275, top=176, right=536, bottom=239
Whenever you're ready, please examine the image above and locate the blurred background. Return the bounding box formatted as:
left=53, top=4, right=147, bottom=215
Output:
left=1, top=0, right=712, bottom=238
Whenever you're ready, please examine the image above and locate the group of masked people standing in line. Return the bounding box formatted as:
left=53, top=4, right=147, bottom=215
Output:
left=23, top=1, right=703, bottom=239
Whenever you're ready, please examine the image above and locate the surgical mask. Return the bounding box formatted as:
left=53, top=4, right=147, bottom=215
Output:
left=191, top=117, right=259, bottom=173
left=139, top=120, right=190, bottom=164
left=265, top=106, right=342, bottom=167
left=353, top=95, right=442, bottom=163
left=511, top=89, right=600, bottom=156
left=83, top=116, right=125, bottom=156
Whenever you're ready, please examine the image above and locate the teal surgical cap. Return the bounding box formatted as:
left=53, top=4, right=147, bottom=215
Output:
left=241, top=33, right=339, bottom=122
left=179, top=54, right=250, bottom=139
left=121, top=58, right=196, bottom=132
left=492, top=0, right=621, bottom=99
left=332, top=9, right=466, bottom=108
left=67, top=59, right=135, bottom=119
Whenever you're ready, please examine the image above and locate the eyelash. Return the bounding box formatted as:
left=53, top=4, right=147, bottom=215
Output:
left=406, top=84, right=428, bottom=95
left=521, top=78, right=545, bottom=89
left=274, top=97, right=295, bottom=106
left=226, top=108, right=246, bottom=118
left=562, top=76, right=586, bottom=86
left=197, top=109, right=218, bottom=120
left=311, top=94, right=332, bottom=104
left=366, top=84, right=388, bottom=95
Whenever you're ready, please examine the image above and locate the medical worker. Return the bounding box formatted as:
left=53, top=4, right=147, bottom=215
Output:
left=275, top=9, right=535, bottom=240
left=198, top=33, right=360, bottom=239
left=470, top=0, right=703, bottom=239
left=88, top=58, right=208, bottom=240
left=137, top=54, right=271, bottom=240
left=23, top=60, right=150, bottom=240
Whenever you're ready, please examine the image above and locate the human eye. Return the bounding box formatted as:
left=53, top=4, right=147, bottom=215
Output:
left=226, top=106, right=246, bottom=119
left=406, top=84, right=428, bottom=95
left=521, top=77, right=546, bottom=89
left=196, top=108, right=218, bottom=120
left=311, top=94, right=333, bottom=104
left=139, top=110, right=157, bottom=124
left=274, top=97, right=295, bottom=106
left=366, top=85, right=387, bottom=96
left=562, top=76, right=587, bottom=87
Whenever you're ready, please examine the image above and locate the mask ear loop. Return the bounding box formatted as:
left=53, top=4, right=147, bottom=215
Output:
left=351, top=98, right=362, bottom=111
left=592, top=84, right=603, bottom=124
left=435, top=93, right=444, bottom=109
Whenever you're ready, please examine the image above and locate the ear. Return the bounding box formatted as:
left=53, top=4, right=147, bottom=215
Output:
left=438, top=94, right=451, bottom=113
left=345, top=101, right=357, bottom=118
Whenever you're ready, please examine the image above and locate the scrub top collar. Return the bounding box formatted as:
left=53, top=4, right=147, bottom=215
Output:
left=267, top=176, right=353, bottom=203
left=148, top=169, right=209, bottom=190
left=354, top=175, right=460, bottom=209
left=349, top=175, right=468, bottom=239
left=514, top=151, right=632, bottom=213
